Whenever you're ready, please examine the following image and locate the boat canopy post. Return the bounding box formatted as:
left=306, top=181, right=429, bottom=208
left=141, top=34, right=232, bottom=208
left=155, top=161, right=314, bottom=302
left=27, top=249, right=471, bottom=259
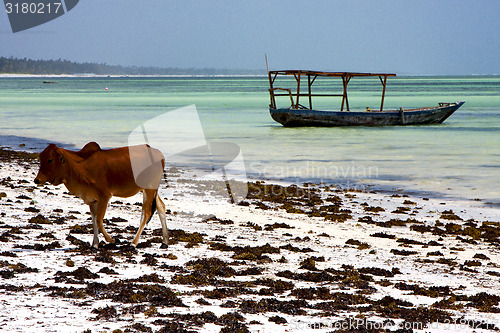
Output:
left=295, top=72, right=301, bottom=108
left=379, top=75, right=388, bottom=112
left=341, top=75, right=351, bottom=112
left=307, top=74, right=313, bottom=109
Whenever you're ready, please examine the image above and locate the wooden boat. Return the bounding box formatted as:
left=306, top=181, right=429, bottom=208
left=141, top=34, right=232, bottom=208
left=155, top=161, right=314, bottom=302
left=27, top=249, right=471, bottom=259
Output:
left=267, top=69, right=464, bottom=127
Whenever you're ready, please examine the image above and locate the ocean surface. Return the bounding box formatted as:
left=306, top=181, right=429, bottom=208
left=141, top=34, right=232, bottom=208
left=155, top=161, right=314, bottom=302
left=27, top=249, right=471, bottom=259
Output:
left=0, top=75, right=499, bottom=206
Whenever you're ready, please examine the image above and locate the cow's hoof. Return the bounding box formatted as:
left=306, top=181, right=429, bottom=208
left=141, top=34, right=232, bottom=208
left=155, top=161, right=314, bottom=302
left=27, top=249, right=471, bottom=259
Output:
left=160, top=243, right=169, bottom=249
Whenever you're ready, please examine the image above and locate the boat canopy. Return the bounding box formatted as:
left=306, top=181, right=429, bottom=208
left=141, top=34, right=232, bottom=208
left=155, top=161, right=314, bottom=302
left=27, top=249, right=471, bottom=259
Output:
left=268, top=70, right=396, bottom=112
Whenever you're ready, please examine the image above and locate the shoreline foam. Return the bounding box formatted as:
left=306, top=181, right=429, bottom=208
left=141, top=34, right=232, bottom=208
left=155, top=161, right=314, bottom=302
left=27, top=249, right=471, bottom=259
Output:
left=1, top=148, right=499, bottom=332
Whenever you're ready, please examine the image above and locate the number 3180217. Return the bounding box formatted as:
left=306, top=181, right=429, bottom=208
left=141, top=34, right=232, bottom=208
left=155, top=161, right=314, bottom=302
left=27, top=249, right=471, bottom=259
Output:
left=5, top=2, right=62, bottom=14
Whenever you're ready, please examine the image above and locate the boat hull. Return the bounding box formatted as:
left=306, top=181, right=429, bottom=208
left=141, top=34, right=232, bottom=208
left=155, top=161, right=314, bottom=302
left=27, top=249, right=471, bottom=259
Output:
left=270, top=102, right=464, bottom=127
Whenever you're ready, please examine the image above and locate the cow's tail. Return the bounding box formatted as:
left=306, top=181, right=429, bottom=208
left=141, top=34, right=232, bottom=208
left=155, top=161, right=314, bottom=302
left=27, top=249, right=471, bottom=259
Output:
left=146, top=194, right=157, bottom=224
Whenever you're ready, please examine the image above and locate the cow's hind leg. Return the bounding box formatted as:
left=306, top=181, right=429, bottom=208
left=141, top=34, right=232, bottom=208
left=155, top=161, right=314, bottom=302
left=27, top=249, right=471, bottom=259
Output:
left=131, top=189, right=156, bottom=246
left=156, top=195, right=169, bottom=248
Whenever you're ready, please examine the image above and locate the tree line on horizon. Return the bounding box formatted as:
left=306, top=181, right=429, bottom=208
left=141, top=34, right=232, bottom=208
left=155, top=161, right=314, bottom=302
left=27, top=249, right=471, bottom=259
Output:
left=0, top=57, right=263, bottom=75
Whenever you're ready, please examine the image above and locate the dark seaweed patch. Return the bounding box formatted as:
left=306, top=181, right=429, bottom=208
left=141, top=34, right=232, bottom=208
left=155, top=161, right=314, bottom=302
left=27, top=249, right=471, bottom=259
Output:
left=36, top=232, right=56, bottom=239
left=210, top=242, right=280, bottom=261
left=277, top=269, right=340, bottom=283
left=370, top=232, right=396, bottom=239
left=85, top=280, right=185, bottom=306
left=254, top=278, right=295, bottom=293
left=395, top=282, right=452, bottom=298
left=463, top=292, right=500, bottom=312
left=166, top=229, right=205, bottom=246
left=131, top=273, right=165, bottom=283
left=410, top=221, right=499, bottom=245
left=292, top=287, right=342, bottom=301
left=364, top=206, right=385, bottom=213
left=156, top=321, right=196, bottom=333
left=241, top=222, right=262, bottom=231
left=358, top=215, right=376, bottom=224
left=247, top=182, right=322, bottom=206
left=0, top=251, right=17, bottom=257
left=264, top=222, right=294, bottom=231
left=392, top=206, right=410, bottom=214
left=278, top=265, right=375, bottom=290
left=55, top=267, right=99, bottom=282
left=440, top=210, right=463, bottom=220
left=396, top=238, right=425, bottom=245
left=268, top=315, right=287, bottom=324
left=375, top=306, right=452, bottom=327
left=358, top=267, right=400, bottom=277
left=28, top=214, right=52, bottom=224
left=91, top=305, right=117, bottom=320
left=171, top=257, right=236, bottom=286
left=310, top=204, right=352, bottom=222
left=239, top=298, right=309, bottom=315
left=154, top=311, right=248, bottom=333
left=345, top=239, right=371, bottom=250
left=202, top=288, right=240, bottom=299
left=140, top=253, right=158, bottom=266
left=204, top=216, right=234, bottom=225
left=235, top=267, right=263, bottom=276
left=0, top=270, right=15, bottom=279
left=464, top=260, right=482, bottom=267
left=299, top=257, right=318, bottom=270
left=390, top=249, right=418, bottom=256
left=473, top=253, right=490, bottom=260
left=98, top=267, right=118, bottom=275
left=279, top=244, right=314, bottom=253
left=94, top=250, right=117, bottom=264
left=69, top=223, right=92, bottom=235
left=128, top=322, right=153, bottom=332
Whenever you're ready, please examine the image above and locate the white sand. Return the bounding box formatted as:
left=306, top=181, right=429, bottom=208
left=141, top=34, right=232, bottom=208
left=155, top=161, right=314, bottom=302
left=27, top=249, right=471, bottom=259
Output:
left=0, top=153, right=499, bottom=332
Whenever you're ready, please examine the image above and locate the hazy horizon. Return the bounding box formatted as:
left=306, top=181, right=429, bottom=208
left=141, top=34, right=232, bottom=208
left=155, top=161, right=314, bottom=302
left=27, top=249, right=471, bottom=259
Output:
left=1, top=0, right=499, bottom=75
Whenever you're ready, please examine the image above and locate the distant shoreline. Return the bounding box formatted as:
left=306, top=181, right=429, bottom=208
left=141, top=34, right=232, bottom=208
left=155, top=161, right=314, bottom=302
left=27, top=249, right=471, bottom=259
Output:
left=1, top=73, right=498, bottom=78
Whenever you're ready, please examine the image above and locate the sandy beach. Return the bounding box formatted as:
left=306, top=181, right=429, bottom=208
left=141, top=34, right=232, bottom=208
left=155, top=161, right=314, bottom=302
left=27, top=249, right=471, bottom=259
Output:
left=1, top=148, right=500, bottom=333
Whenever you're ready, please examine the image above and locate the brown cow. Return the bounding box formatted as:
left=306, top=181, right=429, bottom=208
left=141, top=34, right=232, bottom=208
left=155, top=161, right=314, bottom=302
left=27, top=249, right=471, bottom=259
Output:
left=34, top=142, right=168, bottom=249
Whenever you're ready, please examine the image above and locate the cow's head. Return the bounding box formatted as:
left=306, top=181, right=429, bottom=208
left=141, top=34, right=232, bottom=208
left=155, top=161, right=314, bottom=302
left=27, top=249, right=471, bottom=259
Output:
left=34, top=144, right=66, bottom=186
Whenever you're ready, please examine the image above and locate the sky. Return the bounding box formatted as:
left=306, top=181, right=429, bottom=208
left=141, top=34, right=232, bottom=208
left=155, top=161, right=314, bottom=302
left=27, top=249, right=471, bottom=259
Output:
left=1, top=0, right=499, bottom=75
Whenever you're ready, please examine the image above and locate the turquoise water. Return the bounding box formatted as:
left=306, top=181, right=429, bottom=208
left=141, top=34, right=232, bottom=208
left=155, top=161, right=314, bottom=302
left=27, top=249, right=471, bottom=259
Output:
left=0, top=76, right=499, bottom=205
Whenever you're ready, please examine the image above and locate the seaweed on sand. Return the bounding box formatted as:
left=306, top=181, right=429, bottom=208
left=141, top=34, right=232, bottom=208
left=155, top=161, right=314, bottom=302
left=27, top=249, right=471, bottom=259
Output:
left=210, top=242, right=281, bottom=262
left=171, top=257, right=236, bottom=286
left=239, top=298, right=309, bottom=315
left=164, top=229, right=205, bottom=247
left=85, top=280, right=186, bottom=307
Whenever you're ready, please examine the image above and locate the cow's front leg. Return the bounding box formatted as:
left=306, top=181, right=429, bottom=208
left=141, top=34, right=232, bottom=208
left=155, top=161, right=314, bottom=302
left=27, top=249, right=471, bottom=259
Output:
left=89, top=202, right=100, bottom=249
left=95, top=196, right=114, bottom=244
